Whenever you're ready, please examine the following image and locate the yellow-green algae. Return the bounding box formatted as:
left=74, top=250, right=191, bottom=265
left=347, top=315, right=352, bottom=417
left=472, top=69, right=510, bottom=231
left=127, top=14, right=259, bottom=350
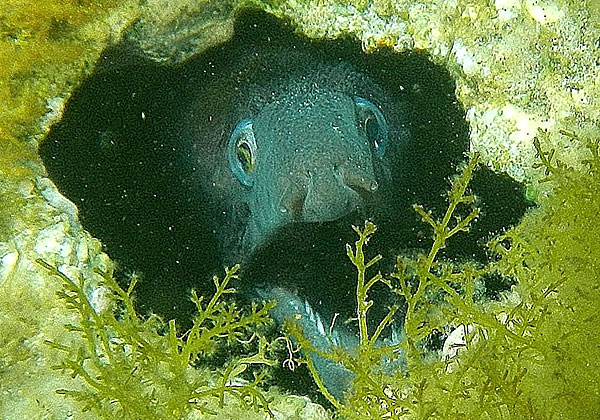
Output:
left=0, top=0, right=599, bottom=419
left=0, top=2, right=135, bottom=418
left=288, top=149, right=600, bottom=418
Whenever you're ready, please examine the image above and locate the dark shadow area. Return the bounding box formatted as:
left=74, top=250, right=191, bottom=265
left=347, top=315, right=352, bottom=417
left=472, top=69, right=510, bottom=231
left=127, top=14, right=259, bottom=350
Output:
left=40, top=7, right=531, bottom=401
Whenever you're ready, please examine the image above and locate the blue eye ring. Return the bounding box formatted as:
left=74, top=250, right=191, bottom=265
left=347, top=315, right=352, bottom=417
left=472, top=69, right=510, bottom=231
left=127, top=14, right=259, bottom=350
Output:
left=228, top=119, right=257, bottom=187
left=354, top=97, right=388, bottom=159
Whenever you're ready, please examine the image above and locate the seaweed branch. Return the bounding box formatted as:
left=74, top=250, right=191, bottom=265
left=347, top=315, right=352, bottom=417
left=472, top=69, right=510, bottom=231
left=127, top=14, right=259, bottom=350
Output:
left=285, top=153, right=495, bottom=417
left=37, top=260, right=276, bottom=419
left=396, top=153, right=481, bottom=353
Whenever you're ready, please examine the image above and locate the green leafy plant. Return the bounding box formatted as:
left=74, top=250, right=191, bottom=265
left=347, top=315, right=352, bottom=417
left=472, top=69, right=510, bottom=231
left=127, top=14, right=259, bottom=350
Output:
left=285, top=144, right=600, bottom=419
left=285, top=153, right=484, bottom=417
left=37, top=261, right=278, bottom=419
left=32, top=129, right=600, bottom=419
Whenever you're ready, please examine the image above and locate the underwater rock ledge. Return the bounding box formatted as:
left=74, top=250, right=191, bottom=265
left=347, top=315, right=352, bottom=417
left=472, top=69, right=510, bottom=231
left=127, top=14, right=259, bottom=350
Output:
left=0, top=0, right=599, bottom=419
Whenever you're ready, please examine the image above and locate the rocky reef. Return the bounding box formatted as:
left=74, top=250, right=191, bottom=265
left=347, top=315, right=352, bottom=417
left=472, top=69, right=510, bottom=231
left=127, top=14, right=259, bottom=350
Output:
left=0, top=0, right=598, bottom=419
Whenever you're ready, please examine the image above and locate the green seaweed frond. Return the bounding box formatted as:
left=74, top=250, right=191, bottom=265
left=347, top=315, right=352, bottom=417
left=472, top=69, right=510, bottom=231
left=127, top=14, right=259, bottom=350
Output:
left=286, top=150, right=597, bottom=418
left=37, top=261, right=277, bottom=419
left=400, top=153, right=483, bottom=349
left=287, top=132, right=600, bottom=419
left=285, top=154, right=487, bottom=416
left=285, top=220, right=404, bottom=412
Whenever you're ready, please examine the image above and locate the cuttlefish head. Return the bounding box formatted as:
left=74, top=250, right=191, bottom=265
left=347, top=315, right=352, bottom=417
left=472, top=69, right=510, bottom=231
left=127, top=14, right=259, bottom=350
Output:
left=227, top=87, right=391, bottom=256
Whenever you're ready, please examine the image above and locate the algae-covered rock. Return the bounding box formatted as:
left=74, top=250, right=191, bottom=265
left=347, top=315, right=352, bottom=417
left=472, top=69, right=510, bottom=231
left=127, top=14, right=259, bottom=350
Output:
left=123, top=0, right=238, bottom=63
left=0, top=2, right=139, bottom=417
left=1, top=0, right=599, bottom=419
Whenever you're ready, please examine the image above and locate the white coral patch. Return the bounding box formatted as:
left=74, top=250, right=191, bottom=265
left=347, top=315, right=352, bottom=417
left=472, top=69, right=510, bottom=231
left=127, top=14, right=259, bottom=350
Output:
left=525, top=0, right=562, bottom=24
left=502, top=104, right=554, bottom=144
left=467, top=103, right=556, bottom=181
left=39, top=96, right=66, bottom=132
left=36, top=177, right=79, bottom=226
left=495, top=0, right=520, bottom=21
left=33, top=222, right=73, bottom=259
left=569, top=87, right=589, bottom=105
left=89, top=284, right=113, bottom=315
left=442, top=324, right=474, bottom=361
left=453, top=39, right=478, bottom=76
left=0, top=248, right=19, bottom=286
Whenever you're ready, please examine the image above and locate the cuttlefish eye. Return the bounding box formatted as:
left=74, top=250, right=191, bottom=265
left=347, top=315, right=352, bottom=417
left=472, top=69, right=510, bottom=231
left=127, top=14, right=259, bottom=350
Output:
left=228, top=119, right=257, bottom=187
left=354, top=96, right=388, bottom=159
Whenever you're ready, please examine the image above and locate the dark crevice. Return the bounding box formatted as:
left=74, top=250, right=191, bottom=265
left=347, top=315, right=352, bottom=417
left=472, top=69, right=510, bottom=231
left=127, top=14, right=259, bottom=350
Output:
left=40, top=8, right=531, bottom=351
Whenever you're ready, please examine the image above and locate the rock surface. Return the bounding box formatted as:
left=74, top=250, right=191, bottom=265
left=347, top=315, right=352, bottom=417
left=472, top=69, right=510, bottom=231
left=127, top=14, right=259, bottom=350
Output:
left=0, top=0, right=598, bottom=418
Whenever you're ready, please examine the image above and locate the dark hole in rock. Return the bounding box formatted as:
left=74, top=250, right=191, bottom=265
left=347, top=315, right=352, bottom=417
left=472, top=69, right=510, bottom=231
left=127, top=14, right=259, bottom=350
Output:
left=40, top=7, right=531, bottom=401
